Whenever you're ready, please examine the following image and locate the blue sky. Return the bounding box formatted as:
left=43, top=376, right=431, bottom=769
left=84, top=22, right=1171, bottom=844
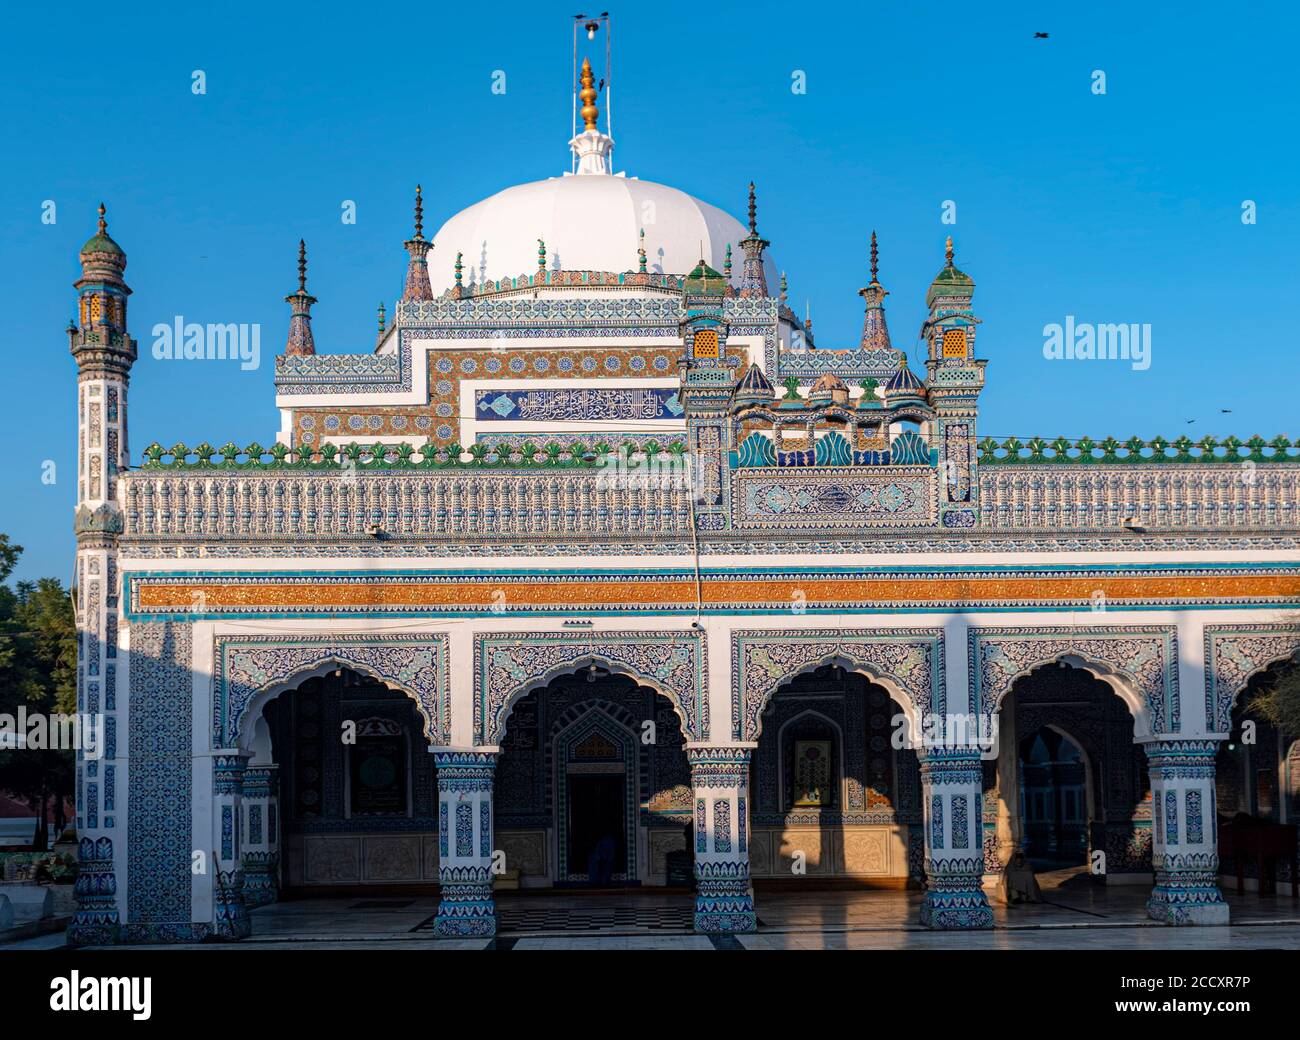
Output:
left=1, top=1, right=1295, bottom=582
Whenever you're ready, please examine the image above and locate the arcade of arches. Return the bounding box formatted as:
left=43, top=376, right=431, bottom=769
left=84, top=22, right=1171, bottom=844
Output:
left=228, top=657, right=1298, bottom=937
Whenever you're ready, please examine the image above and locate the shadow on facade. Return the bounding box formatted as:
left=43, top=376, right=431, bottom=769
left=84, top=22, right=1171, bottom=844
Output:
left=749, top=664, right=923, bottom=905
left=266, top=668, right=439, bottom=897
left=985, top=664, right=1151, bottom=889
left=495, top=669, right=693, bottom=891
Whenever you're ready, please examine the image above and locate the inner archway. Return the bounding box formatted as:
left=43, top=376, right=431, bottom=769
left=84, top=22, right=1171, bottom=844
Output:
left=749, top=664, right=922, bottom=885
left=1215, top=658, right=1300, bottom=894
left=987, top=663, right=1150, bottom=887
left=261, top=667, right=438, bottom=894
left=1018, top=727, right=1091, bottom=869
left=494, top=667, right=692, bottom=889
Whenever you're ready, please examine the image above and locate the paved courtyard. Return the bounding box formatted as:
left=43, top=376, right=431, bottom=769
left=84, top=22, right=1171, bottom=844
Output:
left=13, top=871, right=1300, bottom=950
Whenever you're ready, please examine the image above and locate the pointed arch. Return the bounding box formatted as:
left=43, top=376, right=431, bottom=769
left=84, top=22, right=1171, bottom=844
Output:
left=775, top=707, right=846, bottom=810
left=731, top=629, right=942, bottom=742
left=1204, top=623, right=1300, bottom=735
left=968, top=627, right=1176, bottom=740
left=213, top=634, right=450, bottom=749
left=474, top=631, right=707, bottom=746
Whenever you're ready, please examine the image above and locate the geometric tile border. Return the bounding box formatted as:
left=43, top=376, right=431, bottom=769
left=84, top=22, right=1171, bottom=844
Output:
left=730, top=628, right=943, bottom=741
left=214, top=633, right=451, bottom=748
left=473, top=631, right=706, bottom=745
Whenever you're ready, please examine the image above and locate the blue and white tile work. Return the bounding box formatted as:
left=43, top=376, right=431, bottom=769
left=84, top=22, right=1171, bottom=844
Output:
left=66, top=81, right=1300, bottom=946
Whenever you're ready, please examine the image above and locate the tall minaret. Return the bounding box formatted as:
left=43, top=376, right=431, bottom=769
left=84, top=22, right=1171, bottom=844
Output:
left=67, top=204, right=136, bottom=945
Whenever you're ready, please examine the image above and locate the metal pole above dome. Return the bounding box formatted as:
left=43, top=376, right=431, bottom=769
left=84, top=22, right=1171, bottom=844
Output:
left=571, top=13, right=612, bottom=174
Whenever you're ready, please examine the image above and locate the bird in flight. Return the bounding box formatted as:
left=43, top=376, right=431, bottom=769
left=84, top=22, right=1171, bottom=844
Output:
left=1034, top=32, right=1050, bottom=39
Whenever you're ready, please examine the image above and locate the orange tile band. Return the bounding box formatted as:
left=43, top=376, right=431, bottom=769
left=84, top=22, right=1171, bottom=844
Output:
left=131, top=573, right=1300, bottom=614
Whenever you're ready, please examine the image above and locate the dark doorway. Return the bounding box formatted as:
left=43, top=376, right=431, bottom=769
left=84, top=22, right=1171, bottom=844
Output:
left=567, top=774, right=627, bottom=885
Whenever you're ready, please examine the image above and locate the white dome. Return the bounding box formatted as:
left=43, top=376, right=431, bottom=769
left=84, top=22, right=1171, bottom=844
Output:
left=427, top=172, right=778, bottom=295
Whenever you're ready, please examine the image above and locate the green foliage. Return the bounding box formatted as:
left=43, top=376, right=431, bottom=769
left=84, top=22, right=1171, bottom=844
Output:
left=0, top=540, right=76, bottom=850
left=1251, top=660, right=1300, bottom=738
left=0, top=534, right=20, bottom=584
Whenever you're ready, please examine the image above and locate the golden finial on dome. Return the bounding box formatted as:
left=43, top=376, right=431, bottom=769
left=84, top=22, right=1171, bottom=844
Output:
left=945, top=235, right=954, bottom=267
left=579, top=56, right=599, bottom=131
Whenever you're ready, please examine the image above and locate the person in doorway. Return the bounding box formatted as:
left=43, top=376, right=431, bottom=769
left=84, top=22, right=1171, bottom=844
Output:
left=1001, top=849, right=1042, bottom=904
left=589, top=833, right=616, bottom=885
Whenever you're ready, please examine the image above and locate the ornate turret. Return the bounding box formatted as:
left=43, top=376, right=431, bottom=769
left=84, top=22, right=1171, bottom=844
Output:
left=922, top=235, right=981, bottom=367
left=284, top=240, right=317, bottom=357
left=809, top=372, right=850, bottom=407
left=883, top=354, right=925, bottom=399
left=402, top=185, right=434, bottom=302
left=731, top=362, right=776, bottom=408
left=69, top=202, right=136, bottom=529
left=926, top=235, right=975, bottom=309
left=921, top=236, right=986, bottom=526
left=72, top=204, right=132, bottom=346
left=857, top=231, right=893, bottom=351
left=679, top=255, right=734, bottom=522
left=376, top=302, right=386, bottom=348
left=737, top=182, right=770, bottom=298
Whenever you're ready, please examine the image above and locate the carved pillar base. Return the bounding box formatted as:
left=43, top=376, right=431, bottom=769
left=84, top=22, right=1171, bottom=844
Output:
left=243, top=853, right=280, bottom=909
left=433, top=751, right=498, bottom=938
left=919, top=750, right=994, bottom=929
left=1145, top=740, right=1230, bottom=926
left=689, top=747, right=757, bottom=933
left=68, top=835, right=120, bottom=946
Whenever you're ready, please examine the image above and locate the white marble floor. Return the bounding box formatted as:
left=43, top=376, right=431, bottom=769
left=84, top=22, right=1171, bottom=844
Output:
left=9, top=876, right=1300, bottom=950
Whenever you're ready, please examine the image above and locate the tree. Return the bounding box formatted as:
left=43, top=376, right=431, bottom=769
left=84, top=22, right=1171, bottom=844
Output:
left=1238, top=613, right=1300, bottom=738
left=0, top=538, right=76, bottom=850
left=1252, top=664, right=1300, bottom=738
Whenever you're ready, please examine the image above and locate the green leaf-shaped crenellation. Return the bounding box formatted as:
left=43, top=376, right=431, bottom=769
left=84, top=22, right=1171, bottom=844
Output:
left=979, top=435, right=1299, bottom=465
left=135, top=438, right=692, bottom=470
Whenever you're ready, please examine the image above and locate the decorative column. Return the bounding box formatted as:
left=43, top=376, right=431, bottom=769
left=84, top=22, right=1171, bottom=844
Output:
left=433, top=751, right=498, bottom=937
left=919, top=748, right=994, bottom=928
left=688, top=746, right=756, bottom=933
left=241, top=765, right=280, bottom=908
left=1145, top=739, right=1229, bottom=925
left=212, top=753, right=251, bottom=939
